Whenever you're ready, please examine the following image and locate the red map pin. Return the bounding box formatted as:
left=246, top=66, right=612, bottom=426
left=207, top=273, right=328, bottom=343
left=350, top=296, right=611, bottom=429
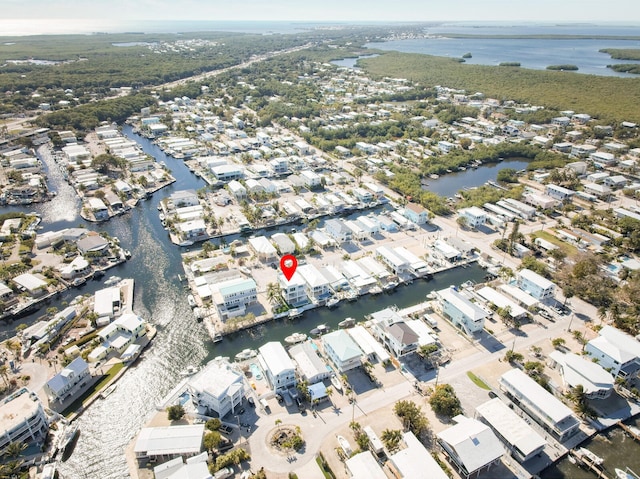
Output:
left=280, top=255, right=298, bottom=281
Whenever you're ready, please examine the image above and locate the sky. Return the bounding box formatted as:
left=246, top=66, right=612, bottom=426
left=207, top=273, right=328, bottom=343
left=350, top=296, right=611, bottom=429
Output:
left=2, top=0, right=640, bottom=34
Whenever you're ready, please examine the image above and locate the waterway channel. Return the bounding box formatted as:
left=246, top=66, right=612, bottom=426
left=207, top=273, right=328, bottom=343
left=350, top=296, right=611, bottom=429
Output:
left=10, top=127, right=631, bottom=478
left=3, top=126, right=488, bottom=477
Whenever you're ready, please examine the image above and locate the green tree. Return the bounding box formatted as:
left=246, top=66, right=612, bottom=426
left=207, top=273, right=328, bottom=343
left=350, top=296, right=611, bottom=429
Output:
left=429, top=384, right=463, bottom=418
left=166, top=404, right=185, bottom=421
left=394, top=400, right=430, bottom=436
left=205, top=418, right=221, bottom=431
left=203, top=431, right=222, bottom=451
left=381, top=429, right=402, bottom=453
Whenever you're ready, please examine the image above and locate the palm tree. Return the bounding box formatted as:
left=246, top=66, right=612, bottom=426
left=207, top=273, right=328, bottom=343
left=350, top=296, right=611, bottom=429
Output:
left=3, top=441, right=26, bottom=459
left=266, top=283, right=281, bottom=305
left=381, top=429, right=402, bottom=453
left=0, top=365, right=9, bottom=387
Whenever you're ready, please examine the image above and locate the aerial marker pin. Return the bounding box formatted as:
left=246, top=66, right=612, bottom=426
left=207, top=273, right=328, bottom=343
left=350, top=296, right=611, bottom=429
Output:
left=280, top=255, right=298, bottom=281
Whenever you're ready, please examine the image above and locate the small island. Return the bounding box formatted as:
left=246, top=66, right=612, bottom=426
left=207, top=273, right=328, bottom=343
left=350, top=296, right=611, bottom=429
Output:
left=546, top=64, right=579, bottom=71
left=499, top=62, right=521, bottom=67
left=607, top=63, right=640, bottom=74
left=462, top=52, right=472, bottom=58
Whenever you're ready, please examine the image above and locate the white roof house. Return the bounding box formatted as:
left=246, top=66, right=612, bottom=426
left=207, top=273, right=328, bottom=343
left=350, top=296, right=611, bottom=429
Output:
left=433, top=239, right=461, bottom=262
left=498, top=284, right=539, bottom=309
left=134, top=424, right=204, bottom=459
left=248, top=236, right=278, bottom=260
left=499, top=369, right=580, bottom=442
left=297, top=263, right=331, bottom=300
left=258, top=342, right=296, bottom=392
left=289, top=342, right=330, bottom=384
left=549, top=351, right=614, bottom=399
left=585, top=325, right=640, bottom=378
left=517, top=269, right=556, bottom=301
left=153, top=453, right=211, bottom=479
left=390, top=431, right=449, bottom=479
left=475, top=398, right=546, bottom=463
left=322, top=330, right=363, bottom=373
left=355, top=257, right=391, bottom=280
left=348, top=325, right=390, bottom=364
left=13, top=273, right=47, bottom=294
left=437, top=416, right=504, bottom=478
left=44, top=357, right=91, bottom=404
left=375, top=245, right=409, bottom=274
left=346, top=451, right=387, bottom=479
left=477, top=286, right=528, bottom=319
left=271, top=233, right=295, bottom=255
left=436, top=287, right=489, bottom=335
left=186, top=357, right=244, bottom=418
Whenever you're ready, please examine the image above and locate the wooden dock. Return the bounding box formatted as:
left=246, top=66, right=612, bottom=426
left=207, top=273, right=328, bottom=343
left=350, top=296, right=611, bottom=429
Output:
left=618, top=422, right=640, bottom=442
left=569, top=449, right=609, bottom=479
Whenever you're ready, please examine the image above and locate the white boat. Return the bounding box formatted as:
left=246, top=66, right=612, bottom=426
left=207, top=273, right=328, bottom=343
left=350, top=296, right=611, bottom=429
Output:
left=338, top=317, right=356, bottom=328
left=288, top=308, right=302, bottom=318
left=578, top=447, right=604, bottom=466
left=369, top=286, right=382, bottom=295
left=310, top=324, right=329, bottom=336
left=326, top=297, right=340, bottom=308
left=187, top=295, right=197, bottom=308
left=337, top=435, right=352, bottom=456
left=58, top=423, right=79, bottom=453
left=180, top=365, right=199, bottom=376
left=104, top=276, right=121, bottom=286
left=330, top=375, right=343, bottom=392
left=179, top=240, right=194, bottom=247
left=159, top=213, right=166, bottom=221
left=39, top=463, right=57, bottom=479
left=100, top=384, right=117, bottom=399
left=616, top=469, right=637, bottom=479
left=235, top=349, right=258, bottom=361
left=285, top=332, right=307, bottom=345
left=383, top=281, right=398, bottom=291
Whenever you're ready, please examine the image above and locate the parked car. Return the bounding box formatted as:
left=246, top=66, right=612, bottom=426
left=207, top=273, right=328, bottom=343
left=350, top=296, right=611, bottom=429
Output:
left=213, top=467, right=234, bottom=479
left=247, top=397, right=255, bottom=407
left=219, top=424, right=233, bottom=435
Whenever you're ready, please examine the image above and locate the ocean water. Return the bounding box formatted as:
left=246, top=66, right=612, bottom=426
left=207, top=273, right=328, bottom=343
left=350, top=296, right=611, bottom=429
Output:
left=367, top=23, right=640, bottom=77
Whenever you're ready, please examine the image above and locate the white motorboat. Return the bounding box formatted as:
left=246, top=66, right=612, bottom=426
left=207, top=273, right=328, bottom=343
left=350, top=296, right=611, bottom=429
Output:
left=577, top=447, right=604, bottom=466
left=104, top=276, right=121, bottom=286
left=180, top=365, right=199, bottom=376
left=187, top=295, right=197, bottom=308
left=337, top=435, right=352, bottom=456
left=284, top=332, right=307, bottom=345
left=338, top=317, right=356, bottom=328
left=616, top=469, right=637, bottom=479
left=330, top=375, right=343, bottom=392
left=235, top=349, right=258, bottom=361
left=39, top=463, right=57, bottom=479
left=193, top=307, right=203, bottom=322
left=326, top=297, right=340, bottom=308
left=100, top=384, right=117, bottom=399
left=288, top=308, right=302, bottom=318
left=58, top=422, right=79, bottom=453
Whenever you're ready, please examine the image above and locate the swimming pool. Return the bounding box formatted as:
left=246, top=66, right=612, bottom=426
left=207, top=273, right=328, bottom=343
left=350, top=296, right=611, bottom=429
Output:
left=249, top=363, right=263, bottom=381
left=178, top=392, right=190, bottom=406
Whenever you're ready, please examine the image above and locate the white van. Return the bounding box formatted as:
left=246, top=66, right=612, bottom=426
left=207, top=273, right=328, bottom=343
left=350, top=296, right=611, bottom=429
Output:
left=424, top=314, right=438, bottom=330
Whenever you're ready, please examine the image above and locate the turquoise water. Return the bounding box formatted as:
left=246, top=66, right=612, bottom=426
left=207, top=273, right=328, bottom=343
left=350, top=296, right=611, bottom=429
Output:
left=249, top=363, right=263, bottom=381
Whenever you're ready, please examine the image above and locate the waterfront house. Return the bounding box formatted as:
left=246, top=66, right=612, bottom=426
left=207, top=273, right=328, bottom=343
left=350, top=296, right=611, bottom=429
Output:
left=0, top=389, right=49, bottom=455
left=187, top=357, right=244, bottom=418
left=297, top=264, right=331, bottom=302
left=389, top=431, right=449, bottom=479
left=347, top=325, right=391, bottom=364
left=475, top=398, right=546, bottom=463
left=210, top=277, right=258, bottom=320
left=322, top=330, right=363, bottom=373
left=278, top=272, right=308, bottom=306
left=437, top=416, right=504, bottom=479
left=211, top=164, right=244, bottom=182
left=58, top=256, right=91, bottom=280
left=12, top=273, right=47, bottom=297
left=134, top=424, right=204, bottom=461
left=403, top=203, right=429, bottom=225
left=76, top=233, right=110, bottom=255
left=228, top=180, right=247, bottom=201
left=170, top=190, right=199, bottom=208
left=458, top=206, right=487, bottom=229
left=516, top=269, right=556, bottom=301
left=476, top=287, right=528, bottom=321
left=340, top=260, right=377, bottom=293
left=289, top=342, right=330, bottom=384
left=87, top=197, right=109, bottom=221
left=435, top=286, right=488, bottom=335
left=375, top=246, right=409, bottom=275
left=300, top=169, right=322, bottom=189
left=177, top=219, right=207, bottom=241
left=585, top=325, right=640, bottom=379
left=44, top=357, right=91, bottom=404
left=353, top=187, right=373, bottom=203
left=89, top=312, right=147, bottom=362
left=499, top=369, right=580, bottom=442
left=548, top=351, right=614, bottom=399
left=258, top=342, right=297, bottom=393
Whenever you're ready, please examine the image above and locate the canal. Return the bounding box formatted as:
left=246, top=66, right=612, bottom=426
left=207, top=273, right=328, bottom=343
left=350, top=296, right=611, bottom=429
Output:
left=3, top=127, right=487, bottom=477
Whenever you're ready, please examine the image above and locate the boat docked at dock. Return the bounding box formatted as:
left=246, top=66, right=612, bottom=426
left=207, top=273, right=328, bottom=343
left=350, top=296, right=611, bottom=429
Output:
left=577, top=447, right=604, bottom=466
left=100, top=384, right=117, bottom=399
left=180, top=365, right=199, bottom=376
left=187, top=295, right=197, bottom=308
left=326, top=297, right=340, bottom=309
left=616, top=468, right=640, bottom=479
left=310, top=324, right=329, bottom=336
left=57, top=422, right=79, bottom=455
left=235, top=349, right=258, bottom=361
left=284, top=332, right=307, bottom=345
left=338, top=317, right=356, bottom=329
left=193, top=307, right=203, bottom=322
left=288, top=308, right=302, bottom=319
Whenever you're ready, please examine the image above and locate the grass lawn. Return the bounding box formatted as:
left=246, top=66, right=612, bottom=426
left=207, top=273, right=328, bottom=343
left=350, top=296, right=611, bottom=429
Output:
left=62, top=362, right=124, bottom=417
left=529, top=230, right=579, bottom=257
left=467, top=371, right=491, bottom=390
